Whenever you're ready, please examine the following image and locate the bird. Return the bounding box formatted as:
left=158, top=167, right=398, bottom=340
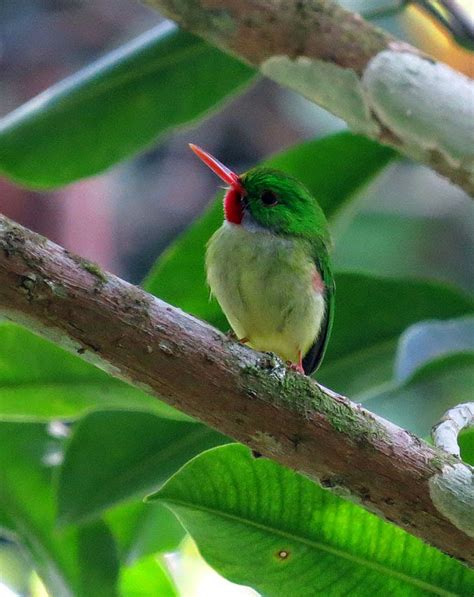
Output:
left=189, top=143, right=334, bottom=375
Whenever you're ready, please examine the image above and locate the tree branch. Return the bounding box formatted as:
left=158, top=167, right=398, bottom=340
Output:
left=141, top=0, right=474, bottom=197
left=0, top=213, right=473, bottom=563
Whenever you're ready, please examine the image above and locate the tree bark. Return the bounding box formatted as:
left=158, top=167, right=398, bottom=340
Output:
left=141, top=0, right=474, bottom=197
left=0, top=213, right=472, bottom=564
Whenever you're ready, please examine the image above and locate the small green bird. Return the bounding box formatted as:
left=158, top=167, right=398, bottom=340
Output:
left=190, top=144, right=334, bottom=375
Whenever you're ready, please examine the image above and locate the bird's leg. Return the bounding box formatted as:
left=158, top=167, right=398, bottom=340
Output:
left=288, top=351, right=305, bottom=375
left=225, top=330, right=249, bottom=344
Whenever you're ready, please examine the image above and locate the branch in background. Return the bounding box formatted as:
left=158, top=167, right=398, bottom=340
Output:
left=0, top=214, right=472, bottom=562
left=429, top=402, right=474, bottom=540
left=433, top=402, right=474, bottom=456
left=141, top=0, right=474, bottom=197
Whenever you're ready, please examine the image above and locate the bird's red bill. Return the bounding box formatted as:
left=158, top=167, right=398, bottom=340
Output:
left=189, top=143, right=240, bottom=187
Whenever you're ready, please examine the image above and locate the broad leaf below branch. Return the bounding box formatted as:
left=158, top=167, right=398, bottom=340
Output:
left=152, top=444, right=474, bottom=596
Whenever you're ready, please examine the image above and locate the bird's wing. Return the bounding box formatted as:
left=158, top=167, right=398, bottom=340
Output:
left=302, top=253, right=335, bottom=375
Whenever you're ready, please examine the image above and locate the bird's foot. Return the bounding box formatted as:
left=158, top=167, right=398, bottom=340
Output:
left=226, top=330, right=249, bottom=344
left=288, top=351, right=305, bottom=375
left=288, top=362, right=305, bottom=374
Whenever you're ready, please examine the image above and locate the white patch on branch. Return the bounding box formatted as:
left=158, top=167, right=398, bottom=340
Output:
left=363, top=51, right=474, bottom=173
left=432, top=402, right=474, bottom=458
left=430, top=403, right=474, bottom=535
left=261, top=50, right=474, bottom=192
left=429, top=463, right=474, bottom=538
left=261, top=56, right=379, bottom=136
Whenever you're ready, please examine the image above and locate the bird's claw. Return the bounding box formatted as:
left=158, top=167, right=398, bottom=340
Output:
left=288, top=361, right=305, bottom=375
left=288, top=350, right=305, bottom=374
left=226, top=330, right=249, bottom=344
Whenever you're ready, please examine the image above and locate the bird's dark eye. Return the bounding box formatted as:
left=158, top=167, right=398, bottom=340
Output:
left=260, top=190, right=278, bottom=207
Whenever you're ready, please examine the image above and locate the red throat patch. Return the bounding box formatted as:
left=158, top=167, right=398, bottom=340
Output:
left=224, top=187, right=243, bottom=225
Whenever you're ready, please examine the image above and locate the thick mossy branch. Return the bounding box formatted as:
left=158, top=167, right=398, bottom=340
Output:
left=0, top=213, right=473, bottom=563
left=141, top=0, right=474, bottom=196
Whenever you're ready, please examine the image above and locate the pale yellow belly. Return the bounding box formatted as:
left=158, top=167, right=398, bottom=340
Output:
left=206, top=223, right=325, bottom=363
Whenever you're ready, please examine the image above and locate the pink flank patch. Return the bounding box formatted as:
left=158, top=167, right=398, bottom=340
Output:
left=312, top=270, right=325, bottom=294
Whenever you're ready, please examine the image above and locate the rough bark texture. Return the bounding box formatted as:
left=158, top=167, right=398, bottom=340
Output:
left=0, top=214, right=473, bottom=563
left=141, top=0, right=474, bottom=197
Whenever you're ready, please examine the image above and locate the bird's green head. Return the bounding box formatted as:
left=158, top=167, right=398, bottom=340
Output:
left=189, top=144, right=330, bottom=245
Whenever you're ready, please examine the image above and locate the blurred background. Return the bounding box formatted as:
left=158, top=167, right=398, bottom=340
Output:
left=0, top=1, right=472, bottom=595
left=1, top=0, right=473, bottom=290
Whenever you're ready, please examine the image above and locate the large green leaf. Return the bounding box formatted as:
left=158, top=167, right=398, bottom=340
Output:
left=362, top=317, right=474, bottom=436
left=143, top=132, right=395, bottom=322
left=0, top=422, right=119, bottom=597
left=318, top=275, right=474, bottom=396
left=364, top=353, right=474, bottom=437
left=393, top=316, right=474, bottom=382
left=151, top=444, right=474, bottom=596
left=459, top=428, right=474, bottom=465
left=0, top=322, right=182, bottom=421
left=57, top=410, right=227, bottom=525
left=331, top=212, right=472, bottom=292
left=0, top=24, right=254, bottom=188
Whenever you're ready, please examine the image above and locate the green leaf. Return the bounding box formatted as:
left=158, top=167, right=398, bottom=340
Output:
left=151, top=444, right=474, bottom=596
left=0, top=421, right=120, bottom=597
left=143, top=132, right=395, bottom=326
left=57, top=410, right=227, bottom=525
left=319, top=276, right=474, bottom=396
left=75, top=522, right=119, bottom=597
left=459, top=428, right=474, bottom=466
left=362, top=317, right=474, bottom=436
left=331, top=212, right=470, bottom=292
left=364, top=353, right=474, bottom=438
left=0, top=322, right=183, bottom=421
left=394, top=316, right=474, bottom=382
left=120, top=555, right=178, bottom=597
left=0, top=24, right=254, bottom=188
left=106, top=500, right=185, bottom=565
